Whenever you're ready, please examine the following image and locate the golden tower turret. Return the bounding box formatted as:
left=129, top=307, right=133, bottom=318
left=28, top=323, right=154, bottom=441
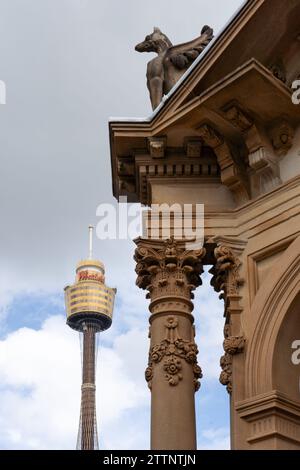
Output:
left=64, top=226, right=116, bottom=450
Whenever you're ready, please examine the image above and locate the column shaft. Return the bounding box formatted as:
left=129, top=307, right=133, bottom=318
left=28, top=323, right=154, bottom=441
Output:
left=135, top=237, right=205, bottom=450
left=149, top=311, right=197, bottom=449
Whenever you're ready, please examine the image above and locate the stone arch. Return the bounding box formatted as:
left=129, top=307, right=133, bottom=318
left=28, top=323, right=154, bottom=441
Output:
left=245, top=236, right=300, bottom=397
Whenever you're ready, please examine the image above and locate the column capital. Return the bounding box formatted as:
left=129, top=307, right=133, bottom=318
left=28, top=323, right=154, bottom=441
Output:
left=134, top=237, right=206, bottom=305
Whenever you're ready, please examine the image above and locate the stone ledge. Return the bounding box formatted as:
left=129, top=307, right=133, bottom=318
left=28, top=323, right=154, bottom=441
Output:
left=236, top=391, right=300, bottom=445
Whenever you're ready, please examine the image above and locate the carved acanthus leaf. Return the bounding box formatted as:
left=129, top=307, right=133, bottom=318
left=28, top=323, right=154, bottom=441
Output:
left=134, top=237, right=206, bottom=294
left=197, top=124, right=223, bottom=149
left=210, top=245, right=244, bottom=299
left=220, top=353, right=233, bottom=394
left=223, top=105, right=253, bottom=132
left=223, top=336, right=245, bottom=355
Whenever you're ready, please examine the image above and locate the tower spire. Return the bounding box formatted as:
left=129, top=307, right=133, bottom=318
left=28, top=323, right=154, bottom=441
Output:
left=88, top=225, right=94, bottom=260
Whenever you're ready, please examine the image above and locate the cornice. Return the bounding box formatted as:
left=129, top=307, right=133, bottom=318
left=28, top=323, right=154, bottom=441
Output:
left=109, top=58, right=292, bottom=137
left=236, top=391, right=300, bottom=419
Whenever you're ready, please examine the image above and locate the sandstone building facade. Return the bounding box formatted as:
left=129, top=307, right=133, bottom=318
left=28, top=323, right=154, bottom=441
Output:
left=109, top=0, right=300, bottom=449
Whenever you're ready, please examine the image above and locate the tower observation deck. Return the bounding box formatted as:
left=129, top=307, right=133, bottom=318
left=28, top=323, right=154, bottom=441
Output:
left=64, top=226, right=116, bottom=450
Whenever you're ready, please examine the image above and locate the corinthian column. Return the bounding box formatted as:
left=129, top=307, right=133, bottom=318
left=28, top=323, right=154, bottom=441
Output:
left=134, top=237, right=206, bottom=450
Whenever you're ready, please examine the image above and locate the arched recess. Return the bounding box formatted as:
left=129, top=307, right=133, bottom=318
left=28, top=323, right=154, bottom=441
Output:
left=273, top=291, right=300, bottom=402
left=245, top=235, right=300, bottom=398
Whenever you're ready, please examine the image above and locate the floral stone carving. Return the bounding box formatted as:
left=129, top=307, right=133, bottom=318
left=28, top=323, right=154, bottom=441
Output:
left=145, top=315, right=202, bottom=390
left=210, top=245, right=244, bottom=318
left=219, top=324, right=245, bottom=394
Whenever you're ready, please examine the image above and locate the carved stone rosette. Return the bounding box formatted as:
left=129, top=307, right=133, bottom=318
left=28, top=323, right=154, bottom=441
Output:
left=134, top=237, right=206, bottom=392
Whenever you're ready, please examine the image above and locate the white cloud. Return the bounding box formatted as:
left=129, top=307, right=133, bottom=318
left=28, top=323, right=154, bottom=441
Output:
left=0, top=268, right=228, bottom=449
left=0, top=315, right=149, bottom=449
left=200, top=427, right=230, bottom=450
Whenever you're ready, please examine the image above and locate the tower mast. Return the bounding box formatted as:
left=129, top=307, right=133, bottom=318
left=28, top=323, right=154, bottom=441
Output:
left=88, top=225, right=93, bottom=260
left=65, top=227, right=116, bottom=450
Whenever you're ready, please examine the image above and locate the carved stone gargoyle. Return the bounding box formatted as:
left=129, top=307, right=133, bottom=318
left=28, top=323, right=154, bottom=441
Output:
left=135, top=26, right=214, bottom=110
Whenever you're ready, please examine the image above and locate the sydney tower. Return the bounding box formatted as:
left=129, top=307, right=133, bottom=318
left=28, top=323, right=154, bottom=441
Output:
left=64, top=226, right=116, bottom=449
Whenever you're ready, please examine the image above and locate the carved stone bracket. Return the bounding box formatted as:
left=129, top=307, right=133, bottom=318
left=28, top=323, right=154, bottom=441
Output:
left=221, top=102, right=296, bottom=198
left=220, top=324, right=245, bottom=394
left=117, top=157, right=137, bottom=198
left=222, top=102, right=282, bottom=196
left=148, top=137, right=167, bottom=159
left=119, top=179, right=136, bottom=195
left=145, top=315, right=202, bottom=390
left=249, top=148, right=281, bottom=196
left=209, top=243, right=245, bottom=318
left=184, top=137, right=202, bottom=158
left=196, top=123, right=250, bottom=203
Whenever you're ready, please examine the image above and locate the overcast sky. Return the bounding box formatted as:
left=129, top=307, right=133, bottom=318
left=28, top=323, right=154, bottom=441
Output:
left=0, top=0, right=244, bottom=450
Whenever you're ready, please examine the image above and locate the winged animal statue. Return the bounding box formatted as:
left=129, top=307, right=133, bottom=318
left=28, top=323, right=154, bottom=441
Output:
left=135, top=26, right=214, bottom=110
